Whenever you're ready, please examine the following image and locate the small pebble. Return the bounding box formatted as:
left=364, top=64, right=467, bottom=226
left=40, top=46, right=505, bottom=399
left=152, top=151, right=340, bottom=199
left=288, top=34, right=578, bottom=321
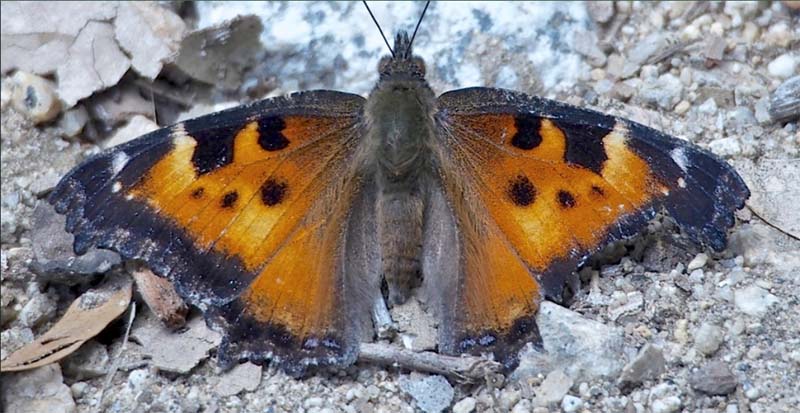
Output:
left=9, top=71, right=61, bottom=124
left=693, top=323, right=724, bottom=356
left=651, top=396, right=682, bottom=413
left=512, top=399, right=532, bottom=413
left=452, top=397, right=477, bottom=413
left=734, top=285, right=779, bottom=317
left=698, top=98, right=718, bottom=114
left=561, top=395, right=583, bottom=413
left=687, top=253, right=709, bottom=271
left=70, top=382, right=89, bottom=399
left=304, top=397, right=324, bottom=408
left=18, top=292, right=56, bottom=328
left=690, top=361, right=738, bottom=395
left=499, top=389, right=521, bottom=411
left=128, top=368, right=151, bottom=392
left=745, top=386, right=761, bottom=400
left=674, top=100, right=691, bottom=115
left=586, top=1, right=615, bottom=24
left=58, top=105, right=90, bottom=138
left=674, top=319, right=690, bottom=344
left=767, top=54, right=798, bottom=79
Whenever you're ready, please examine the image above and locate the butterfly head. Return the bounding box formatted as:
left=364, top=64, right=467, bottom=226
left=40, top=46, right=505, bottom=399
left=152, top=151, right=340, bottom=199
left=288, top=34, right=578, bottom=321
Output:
left=377, top=31, right=426, bottom=82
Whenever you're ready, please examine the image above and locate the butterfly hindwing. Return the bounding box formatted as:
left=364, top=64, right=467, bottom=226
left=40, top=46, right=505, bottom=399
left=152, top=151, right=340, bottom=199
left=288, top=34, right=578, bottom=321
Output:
left=430, top=87, right=748, bottom=364
left=49, top=91, right=373, bottom=373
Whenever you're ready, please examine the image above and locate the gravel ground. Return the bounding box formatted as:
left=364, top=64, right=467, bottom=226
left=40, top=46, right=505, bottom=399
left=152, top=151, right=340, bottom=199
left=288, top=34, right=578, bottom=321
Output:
left=1, top=2, right=798, bottom=413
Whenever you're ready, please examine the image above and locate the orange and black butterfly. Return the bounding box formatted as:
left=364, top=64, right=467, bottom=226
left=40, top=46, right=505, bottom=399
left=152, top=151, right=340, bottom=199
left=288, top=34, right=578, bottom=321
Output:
left=49, top=15, right=749, bottom=375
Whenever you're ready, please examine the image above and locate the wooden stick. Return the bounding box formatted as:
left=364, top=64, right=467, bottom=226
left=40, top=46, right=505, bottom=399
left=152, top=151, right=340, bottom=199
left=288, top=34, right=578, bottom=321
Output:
left=357, top=342, right=502, bottom=382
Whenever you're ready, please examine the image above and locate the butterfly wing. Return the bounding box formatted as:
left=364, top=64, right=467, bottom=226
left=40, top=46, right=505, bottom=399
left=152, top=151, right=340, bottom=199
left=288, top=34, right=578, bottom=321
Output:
left=429, top=87, right=749, bottom=366
left=49, top=91, right=374, bottom=374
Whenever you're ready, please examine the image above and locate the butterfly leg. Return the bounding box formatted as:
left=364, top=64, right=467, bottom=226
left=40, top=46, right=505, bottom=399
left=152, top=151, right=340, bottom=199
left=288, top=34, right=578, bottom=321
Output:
left=371, top=296, right=396, bottom=339
left=344, top=179, right=397, bottom=341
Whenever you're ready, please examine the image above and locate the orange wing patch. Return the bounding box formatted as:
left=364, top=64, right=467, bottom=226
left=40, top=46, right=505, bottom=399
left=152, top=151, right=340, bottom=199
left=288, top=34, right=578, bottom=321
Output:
left=446, top=114, right=657, bottom=273
left=128, top=116, right=355, bottom=271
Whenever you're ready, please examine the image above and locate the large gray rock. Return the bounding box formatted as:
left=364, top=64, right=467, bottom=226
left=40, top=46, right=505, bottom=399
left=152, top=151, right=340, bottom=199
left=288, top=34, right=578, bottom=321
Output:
left=1, top=364, right=76, bottom=413
left=30, top=203, right=121, bottom=284
left=515, top=302, right=626, bottom=381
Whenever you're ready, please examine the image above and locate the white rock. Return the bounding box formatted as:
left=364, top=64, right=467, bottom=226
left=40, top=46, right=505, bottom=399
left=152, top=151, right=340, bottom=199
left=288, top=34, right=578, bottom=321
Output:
left=767, top=54, right=798, bottom=79
left=1, top=364, right=76, bottom=413
left=734, top=285, right=779, bottom=317
left=561, top=395, right=583, bottom=413
left=651, top=396, right=682, bottom=413
left=452, top=397, right=477, bottom=413
left=693, top=323, right=724, bottom=356
left=57, top=21, right=131, bottom=107
left=114, top=3, right=187, bottom=79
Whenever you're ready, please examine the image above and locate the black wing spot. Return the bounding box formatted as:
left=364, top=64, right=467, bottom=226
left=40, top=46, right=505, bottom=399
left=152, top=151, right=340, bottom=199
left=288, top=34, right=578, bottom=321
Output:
left=260, top=179, right=288, bottom=206
left=508, top=175, right=536, bottom=206
left=186, top=123, right=238, bottom=175
left=590, top=185, right=605, bottom=196
left=258, top=116, right=289, bottom=151
left=557, top=190, right=577, bottom=208
left=511, top=115, right=542, bottom=150
left=554, top=119, right=612, bottom=174
left=221, top=191, right=239, bottom=208
left=191, top=187, right=205, bottom=199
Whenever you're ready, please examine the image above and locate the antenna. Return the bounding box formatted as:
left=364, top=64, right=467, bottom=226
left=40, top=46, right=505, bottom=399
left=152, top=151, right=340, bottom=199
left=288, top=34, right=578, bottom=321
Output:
left=408, top=1, right=430, bottom=55
left=363, top=1, right=394, bottom=58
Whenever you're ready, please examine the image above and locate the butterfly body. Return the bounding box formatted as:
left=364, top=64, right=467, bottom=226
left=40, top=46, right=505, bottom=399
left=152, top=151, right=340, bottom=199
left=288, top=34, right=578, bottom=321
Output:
left=369, top=33, right=436, bottom=305
left=50, top=29, right=749, bottom=375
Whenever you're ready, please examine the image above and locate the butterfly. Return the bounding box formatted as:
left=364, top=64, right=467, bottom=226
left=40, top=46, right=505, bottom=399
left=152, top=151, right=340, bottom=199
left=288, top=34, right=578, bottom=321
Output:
left=49, top=14, right=749, bottom=376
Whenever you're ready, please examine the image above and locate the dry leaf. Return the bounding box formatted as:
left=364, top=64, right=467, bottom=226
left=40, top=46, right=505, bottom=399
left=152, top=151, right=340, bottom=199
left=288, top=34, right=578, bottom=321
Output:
left=129, top=265, right=188, bottom=328
left=1, top=274, right=132, bottom=372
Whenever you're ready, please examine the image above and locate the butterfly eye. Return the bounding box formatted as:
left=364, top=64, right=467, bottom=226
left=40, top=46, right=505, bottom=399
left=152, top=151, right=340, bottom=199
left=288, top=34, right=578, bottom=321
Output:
left=378, top=56, right=392, bottom=75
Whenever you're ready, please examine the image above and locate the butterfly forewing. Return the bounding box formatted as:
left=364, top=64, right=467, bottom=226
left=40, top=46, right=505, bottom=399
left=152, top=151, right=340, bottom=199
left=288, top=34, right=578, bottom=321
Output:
left=49, top=91, right=373, bottom=374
